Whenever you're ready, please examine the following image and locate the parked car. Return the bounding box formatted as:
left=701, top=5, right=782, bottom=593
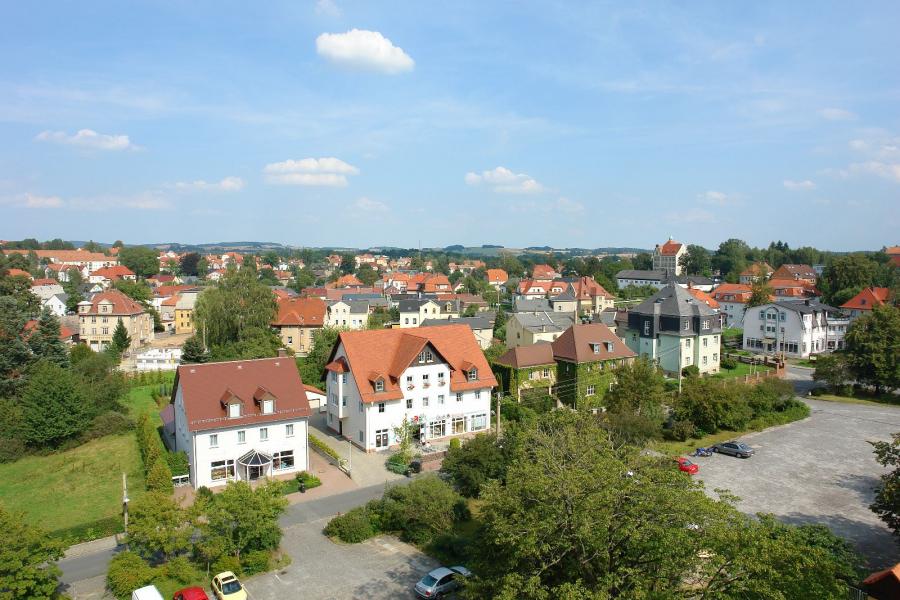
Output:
left=414, top=565, right=472, bottom=598
left=132, top=586, right=164, bottom=600
left=173, top=588, right=209, bottom=600
left=210, top=572, right=247, bottom=600
left=675, top=457, right=699, bottom=474
left=713, top=441, right=754, bottom=458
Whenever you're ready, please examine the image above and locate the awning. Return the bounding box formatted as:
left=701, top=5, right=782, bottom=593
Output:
left=238, top=449, right=272, bottom=467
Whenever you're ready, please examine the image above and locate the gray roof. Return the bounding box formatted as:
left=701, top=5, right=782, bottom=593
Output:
left=329, top=299, right=370, bottom=313
left=616, top=269, right=668, bottom=281
left=397, top=298, right=435, bottom=312
left=551, top=284, right=578, bottom=302
left=770, top=299, right=839, bottom=315
left=421, top=315, right=495, bottom=331
left=668, top=274, right=715, bottom=286
left=512, top=312, right=575, bottom=333
left=513, top=297, right=552, bottom=313
left=631, top=284, right=719, bottom=318
left=51, top=292, right=69, bottom=302
left=343, top=293, right=383, bottom=301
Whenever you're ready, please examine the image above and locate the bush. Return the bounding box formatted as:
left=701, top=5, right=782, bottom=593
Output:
left=670, top=419, right=696, bottom=442
left=241, top=549, right=271, bottom=575
left=166, top=451, right=189, bottom=476
left=280, top=471, right=322, bottom=494
left=82, top=411, right=133, bottom=441
left=106, top=551, right=155, bottom=598
left=0, top=436, right=26, bottom=464
left=448, top=437, right=461, bottom=451
left=212, top=555, right=242, bottom=578
left=146, top=457, right=174, bottom=494
left=325, top=507, right=378, bottom=543
left=721, top=357, right=738, bottom=370
left=163, top=555, right=195, bottom=584
left=681, top=365, right=700, bottom=378
left=386, top=452, right=410, bottom=475
left=380, top=475, right=465, bottom=545
left=309, top=433, right=342, bottom=462
left=441, top=433, right=508, bottom=498
left=428, top=532, right=471, bottom=563
left=196, top=486, right=214, bottom=503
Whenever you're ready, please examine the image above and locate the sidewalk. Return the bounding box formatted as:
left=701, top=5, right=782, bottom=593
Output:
left=307, top=413, right=406, bottom=488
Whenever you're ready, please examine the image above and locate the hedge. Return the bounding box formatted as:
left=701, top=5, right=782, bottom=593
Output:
left=309, top=434, right=342, bottom=463
left=324, top=507, right=378, bottom=543
left=48, top=515, right=123, bottom=545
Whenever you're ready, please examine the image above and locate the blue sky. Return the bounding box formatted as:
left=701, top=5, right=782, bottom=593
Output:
left=1, top=1, right=898, bottom=250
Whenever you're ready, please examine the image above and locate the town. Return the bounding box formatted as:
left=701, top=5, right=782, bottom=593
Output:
left=1, top=237, right=898, bottom=599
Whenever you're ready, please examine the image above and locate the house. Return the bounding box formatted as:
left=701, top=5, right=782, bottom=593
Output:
left=89, top=265, right=136, bottom=286
left=329, top=274, right=365, bottom=289
left=685, top=286, right=720, bottom=311
left=171, top=357, right=311, bottom=489
left=506, top=312, right=574, bottom=348
left=134, top=347, right=182, bottom=371
left=272, top=296, right=326, bottom=356
left=486, top=269, right=508, bottom=289
left=421, top=314, right=496, bottom=350
left=326, top=300, right=370, bottom=329
left=77, top=289, right=154, bottom=352
left=513, top=297, right=553, bottom=314
left=558, top=276, right=616, bottom=313
left=516, top=279, right=554, bottom=299
left=710, top=283, right=753, bottom=327
left=769, top=278, right=819, bottom=299
left=531, top=264, right=560, bottom=280
left=174, top=293, right=198, bottom=335
left=771, top=264, right=817, bottom=285
left=615, top=269, right=668, bottom=290
left=43, top=263, right=81, bottom=281
left=623, top=284, right=722, bottom=376
left=670, top=274, right=715, bottom=292
left=886, top=246, right=900, bottom=268
left=841, top=287, right=892, bottom=320
left=739, top=262, right=774, bottom=284
left=397, top=299, right=460, bottom=328
left=42, top=293, right=69, bottom=317
left=323, top=325, right=497, bottom=450
left=410, top=273, right=452, bottom=294
left=552, top=323, right=636, bottom=408
left=30, top=278, right=64, bottom=301
left=862, top=562, right=900, bottom=600
left=5, top=249, right=118, bottom=276
left=24, top=319, right=76, bottom=346
left=742, top=299, right=838, bottom=358
left=6, top=268, right=32, bottom=280
left=825, top=311, right=851, bottom=351
left=303, top=384, right=327, bottom=412
left=494, top=343, right=557, bottom=402
left=159, top=295, right=178, bottom=332
left=652, top=238, right=686, bottom=276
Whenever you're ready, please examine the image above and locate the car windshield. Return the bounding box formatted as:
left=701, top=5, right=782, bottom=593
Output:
left=736, top=443, right=750, bottom=449
left=222, top=581, right=242, bottom=594
left=682, top=459, right=694, bottom=466
left=420, top=575, right=438, bottom=586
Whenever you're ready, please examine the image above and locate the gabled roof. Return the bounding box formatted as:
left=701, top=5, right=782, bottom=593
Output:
left=771, top=264, right=817, bottom=281
left=486, top=269, right=508, bottom=283
left=512, top=312, right=574, bottom=333
left=711, top=283, right=752, bottom=303
left=657, top=239, right=684, bottom=256
left=329, top=273, right=364, bottom=288
left=327, top=325, right=497, bottom=403
left=686, top=287, right=720, bottom=309
left=531, top=264, right=558, bottom=280
left=174, top=357, right=310, bottom=432
left=6, top=268, right=32, bottom=279
left=631, top=284, right=719, bottom=319
left=616, top=269, right=668, bottom=281
left=80, top=289, right=145, bottom=315
left=31, top=278, right=59, bottom=286
left=551, top=323, right=636, bottom=363
left=495, top=343, right=556, bottom=369
left=92, top=265, right=135, bottom=279
left=273, top=296, right=326, bottom=326
left=841, top=287, right=891, bottom=311
left=421, top=315, right=495, bottom=331
left=740, top=262, right=774, bottom=277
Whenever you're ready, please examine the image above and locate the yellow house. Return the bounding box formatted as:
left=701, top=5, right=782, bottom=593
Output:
left=78, top=289, right=154, bottom=352
left=174, top=292, right=198, bottom=335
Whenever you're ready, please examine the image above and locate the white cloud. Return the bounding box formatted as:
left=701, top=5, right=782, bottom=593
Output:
left=316, top=29, right=414, bottom=74
left=315, top=0, right=341, bottom=17
left=465, top=166, right=545, bottom=194
left=818, top=107, right=857, bottom=121
left=697, top=190, right=742, bottom=206
left=173, top=176, right=245, bottom=192
left=35, top=128, right=138, bottom=151
left=849, top=139, right=868, bottom=151
left=848, top=161, right=900, bottom=182
left=783, top=179, right=816, bottom=191
left=354, top=197, right=388, bottom=212
left=24, top=193, right=64, bottom=208
left=263, top=157, right=359, bottom=187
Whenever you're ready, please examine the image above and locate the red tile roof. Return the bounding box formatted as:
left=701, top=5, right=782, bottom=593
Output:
left=739, top=262, right=773, bottom=277
left=658, top=239, right=683, bottom=256
left=92, top=265, right=135, bottom=280
left=273, top=297, right=326, bottom=326
left=551, top=323, right=636, bottom=364
left=155, top=285, right=197, bottom=298
left=23, top=319, right=74, bottom=341
left=711, top=283, right=753, bottom=304
left=687, top=287, right=720, bottom=309
left=6, top=268, right=32, bottom=279
left=884, top=246, right=900, bottom=255
left=328, top=274, right=364, bottom=288
left=80, top=289, right=145, bottom=315
left=327, top=324, right=497, bottom=403
left=771, top=264, right=817, bottom=281
left=175, top=357, right=311, bottom=432
left=31, top=278, right=58, bottom=286
left=517, top=279, right=552, bottom=295
left=565, top=276, right=613, bottom=300
left=531, top=264, right=558, bottom=280
left=841, top=287, right=891, bottom=311
left=495, top=343, right=556, bottom=369
left=486, top=269, right=508, bottom=284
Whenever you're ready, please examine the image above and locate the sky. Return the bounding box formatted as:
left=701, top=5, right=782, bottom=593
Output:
left=1, top=1, right=899, bottom=251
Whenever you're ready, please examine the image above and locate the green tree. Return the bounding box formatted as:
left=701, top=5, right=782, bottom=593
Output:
left=262, top=251, right=280, bottom=268
left=61, top=268, right=84, bottom=312
left=871, top=433, right=900, bottom=542
left=813, top=353, right=852, bottom=394
left=146, top=458, right=174, bottom=494
left=340, top=254, right=355, bottom=274
left=258, top=268, right=279, bottom=286
left=441, top=432, right=510, bottom=498
left=181, top=335, right=209, bottom=364
left=356, top=264, right=378, bottom=286
left=823, top=254, right=877, bottom=303
left=203, top=480, right=287, bottom=561
left=194, top=267, right=277, bottom=349
left=747, top=278, right=774, bottom=307
left=112, top=239, right=124, bottom=248
left=113, top=279, right=153, bottom=303
left=179, top=252, right=201, bottom=276
left=0, top=297, right=38, bottom=396
left=21, top=361, right=91, bottom=447
left=844, top=305, right=900, bottom=393
left=297, top=327, right=340, bottom=385
left=110, top=319, right=132, bottom=355
left=290, top=267, right=316, bottom=292
left=118, top=246, right=160, bottom=278
left=127, top=492, right=192, bottom=560
left=682, top=244, right=712, bottom=276
left=378, top=475, right=465, bottom=544
left=604, top=357, right=666, bottom=420
left=196, top=257, right=209, bottom=277
left=27, top=309, right=69, bottom=368
left=713, top=238, right=751, bottom=281
left=632, top=252, right=652, bottom=270
left=0, top=505, right=64, bottom=600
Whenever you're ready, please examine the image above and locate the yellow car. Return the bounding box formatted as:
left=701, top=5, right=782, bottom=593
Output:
left=211, top=572, right=247, bottom=600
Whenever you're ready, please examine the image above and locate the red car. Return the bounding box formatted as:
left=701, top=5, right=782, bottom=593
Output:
left=173, top=588, right=209, bottom=600
left=676, top=457, right=699, bottom=475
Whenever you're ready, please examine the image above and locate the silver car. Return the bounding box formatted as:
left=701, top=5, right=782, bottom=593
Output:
left=414, top=566, right=472, bottom=598
left=713, top=441, right=754, bottom=458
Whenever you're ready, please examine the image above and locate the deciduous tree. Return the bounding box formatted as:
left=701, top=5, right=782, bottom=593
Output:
left=118, top=246, right=160, bottom=278
left=0, top=505, right=64, bottom=600
left=127, top=492, right=192, bottom=560
left=844, top=305, right=900, bottom=393
left=871, top=433, right=900, bottom=543
left=203, top=481, right=287, bottom=560
left=21, top=361, right=91, bottom=447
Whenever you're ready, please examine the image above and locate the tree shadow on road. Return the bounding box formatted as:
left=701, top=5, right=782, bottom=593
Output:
left=780, top=510, right=899, bottom=571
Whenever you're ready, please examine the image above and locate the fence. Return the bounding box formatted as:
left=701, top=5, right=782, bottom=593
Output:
left=172, top=474, right=191, bottom=487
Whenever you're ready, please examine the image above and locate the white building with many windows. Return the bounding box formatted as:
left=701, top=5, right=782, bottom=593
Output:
left=171, top=357, right=311, bottom=489
left=324, top=324, right=497, bottom=451
left=742, top=299, right=838, bottom=359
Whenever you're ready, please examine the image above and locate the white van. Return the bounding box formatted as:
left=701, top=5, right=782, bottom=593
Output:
left=132, top=585, right=165, bottom=600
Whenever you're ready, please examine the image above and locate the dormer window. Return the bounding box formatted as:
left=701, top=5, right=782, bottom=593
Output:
left=468, top=368, right=478, bottom=382
left=228, top=403, right=241, bottom=418
left=375, top=380, right=384, bottom=392
left=605, top=341, right=614, bottom=352
left=262, top=399, right=274, bottom=414
left=683, top=320, right=691, bottom=331
left=591, top=343, right=600, bottom=354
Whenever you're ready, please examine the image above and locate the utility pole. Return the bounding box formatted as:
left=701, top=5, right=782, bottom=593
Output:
left=122, top=472, right=129, bottom=542
left=496, top=391, right=502, bottom=435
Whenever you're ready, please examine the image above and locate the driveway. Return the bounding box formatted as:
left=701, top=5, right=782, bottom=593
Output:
left=245, top=518, right=437, bottom=599
left=308, top=412, right=407, bottom=487
left=696, top=397, right=900, bottom=569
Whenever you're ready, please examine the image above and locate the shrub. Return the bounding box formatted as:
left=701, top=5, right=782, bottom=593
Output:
left=309, top=433, right=342, bottom=462
left=166, top=451, right=189, bottom=476
left=428, top=532, right=471, bottom=563
left=386, top=452, right=409, bottom=474
left=721, top=357, right=738, bottom=370
left=441, top=433, right=507, bottom=498
left=380, top=475, right=464, bottom=545
left=681, top=365, right=700, bottom=378
left=212, top=555, right=242, bottom=577
left=82, top=411, right=133, bottom=441
left=0, top=436, right=26, bottom=464
left=196, top=486, right=214, bottom=503
left=325, top=507, right=378, bottom=543
left=448, top=437, right=461, bottom=451
left=670, top=419, right=696, bottom=442
left=146, top=457, right=174, bottom=494
left=298, top=471, right=321, bottom=488
left=241, top=549, right=271, bottom=575
left=163, top=555, right=195, bottom=584
left=106, top=551, right=155, bottom=598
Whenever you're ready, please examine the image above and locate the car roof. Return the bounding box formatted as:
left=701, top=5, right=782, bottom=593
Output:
left=174, top=588, right=209, bottom=600
left=450, top=566, right=472, bottom=576
left=427, top=567, right=455, bottom=579
left=215, top=571, right=237, bottom=581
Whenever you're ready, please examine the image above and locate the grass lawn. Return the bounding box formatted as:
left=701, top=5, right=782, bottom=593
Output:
left=124, top=384, right=165, bottom=423
left=710, top=362, right=773, bottom=380
left=813, top=393, right=900, bottom=407
left=722, top=327, right=743, bottom=340
left=0, top=433, right=145, bottom=536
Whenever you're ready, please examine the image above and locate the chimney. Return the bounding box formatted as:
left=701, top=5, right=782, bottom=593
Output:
left=277, top=347, right=288, bottom=357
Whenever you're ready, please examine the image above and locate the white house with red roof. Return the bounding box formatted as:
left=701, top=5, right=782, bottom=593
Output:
left=840, top=287, right=892, bottom=321
left=324, top=325, right=497, bottom=451
left=652, top=238, right=686, bottom=276
left=89, top=265, right=136, bottom=286
left=171, top=357, right=311, bottom=489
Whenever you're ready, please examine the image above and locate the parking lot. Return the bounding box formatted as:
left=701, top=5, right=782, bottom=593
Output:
left=245, top=517, right=438, bottom=599
left=696, top=398, right=900, bottom=569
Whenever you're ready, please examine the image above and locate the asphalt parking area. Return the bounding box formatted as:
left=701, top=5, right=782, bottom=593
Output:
left=244, top=517, right=438, bottom=599
left=695, top=398, right=900, bottom=569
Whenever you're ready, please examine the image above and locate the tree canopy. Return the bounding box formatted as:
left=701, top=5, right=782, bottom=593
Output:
left=0, top=505, right=64, bottom=600
left=118, top=246, right=160, bottom=278
left=194, top=266, right=278, bottom=351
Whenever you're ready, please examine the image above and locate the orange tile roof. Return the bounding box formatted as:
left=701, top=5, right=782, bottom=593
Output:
left=531, top=264, right=557, bottom=279
left=31, top=278, right=58, bottom=286
left=711, top=283, right=752, bottom=303
left=518, top=279, right=552, bottom=294
left=565, top=276, right=613, bottom=300
left=658, top=239, right=683, bottom=256
left=740, top=262, right=773, bottom=277
left=24, top=319, right=75, bottom=341
left=884, top=246, right=900, bottom=255
left=6, top=268, right=32, bottom=279
left=328, top=274, right=364, bottom=288
left=495, top=343, right=556, bottom=369
left=92, top=265, right=135, bottom=279
left=771, top=264, right=817, bottom=281
left=327, top=324, right=497, bottom=403
left=80, top=289, right=145, bottom=315
left=486, top=269, right=508, bottom=283
left=687, top=287, right=720, bottom=309
left=841, top=287, right=891, bottom=311
left=174, top=357, right=311, bottom=432
left=552, top=323, right=636, bottom=363
left=273, top=297, right=326, bottom=327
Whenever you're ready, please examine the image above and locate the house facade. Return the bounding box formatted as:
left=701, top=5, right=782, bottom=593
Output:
left=615, top=269, right=668, bottom=290
left=506, top=312, right=574, bottom=348
left=840, top=287, right=891, bottom=321
left=710, top=283, right=752, bottom=328
left=272, top=296, right=326, bottom=356
left=324, top=325, right=496, bottom=451
left=171, top=357, right=310, bottom=489
left=652, top=238, right=686, bottom=276
left=325, top=300, right=370, bottom=329
left=77, top=289, right=154, bottom=352
left=742, top=299, right=837, bottom=359
left=493, top=343, right=557, bottom=403
left=552, top=323, right=637, bottom=409
left=623, top=284, right=722, bottom=376
left=421, top=314, right=495, bottom=349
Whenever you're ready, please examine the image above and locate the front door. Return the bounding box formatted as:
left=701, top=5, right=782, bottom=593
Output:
left=248, top=465, right=263, bottom=480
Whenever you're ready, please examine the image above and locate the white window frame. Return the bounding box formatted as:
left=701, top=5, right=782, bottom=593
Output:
left=259, top=427, right=269, bottom=441
left=209, top=434, right=219, bottom=448
left=285, top=424, right=294, bottom=437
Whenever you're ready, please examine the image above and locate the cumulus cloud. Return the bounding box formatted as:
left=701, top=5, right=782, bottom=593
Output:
left=354, top=197, right=388, bottom=212
left=848, top=161, right=900, bottom=182
left=465, top=166, right=545, bottom=194
left=172, top=176, right=245, bottom=192
left=697, top=190, right=742, bottom=206
left=818, top=107, right=856, bottom=121
left=783, top=179, right=816, bottom=191
left=263, top=157, right=359, bottom=186
left=315, top=0, right=341, bottom=17
left=316, top=29, right=414, bottom=74
left=35, top=128, right=138, bottom=151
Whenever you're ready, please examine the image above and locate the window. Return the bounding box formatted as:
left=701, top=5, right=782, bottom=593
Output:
left=359, top=401, right=363, bottom=413
left=472, top=413, right=488, bottom=431
left=358, top=431, right=364, bottom=442
left=422, top=374, right=430, bottom=386
left=475, top=390, right=481, bottom=400
left=285, top=424, right=294, bottom=437
left=591, top=343, right=600, bottom=354
left=438, top=394, right=445, bottom=405
left=210, top=459, right=235, bottom=481
left=543, top=368, right=551, bottom=378
left=342, top=374, right=347, bottom=384
left=701, top=319, right=710, bottom=330
left=703, top=356, right=708, bottom=366
left=262, top=399, right=273, bottom=414
left=406, top=375, right=414, bottom=388
left=713, top=353, right=718, bottom=361
left=430, top=419, right=446, bottom=438
left=643, top=321, right=650, bottom=335
left=423, top=397, right=429, bottom=407
left=342, top=396, right=347, bottom=406
left=209, top=434, right=219, bottom=448
left=259, top=427, right=268, bottom=441
left=586, top=385, right=596, bottom=396
left=456, top=392, right=463, bottom=402
left=759, top=310, right=765, bottom=319
left=374, top=380, right=384, bottom=392
left=685, top=338, right=691, bottom=348
left=287, top=336, right=293, bottom=344
left=437, top=372, right=445, bottom=385
left=418, top=351, right=426, bottom=363
left=405, top=318, right=409, bottom=324
left=452, top=416, right=465, bottom=434
left=406, top=398, right=413, bottom=409
left=273, top=450, right=294, bottom=471
left=237, top=430, right=246, bottom=444
left=780, top=312, right=786, bottom=321
left=683, top=320, right=691, bottom=331
left=101, top=327, right=109, bottom=335
left=375, top=428, right=389, bottom=448
left=378, top=402, right=385, bottom=413
left=468, top=368, right=478, bottom=381
left=331, top=372, right=337, bottom=382
left=703, top=337, right=708, bottom=347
